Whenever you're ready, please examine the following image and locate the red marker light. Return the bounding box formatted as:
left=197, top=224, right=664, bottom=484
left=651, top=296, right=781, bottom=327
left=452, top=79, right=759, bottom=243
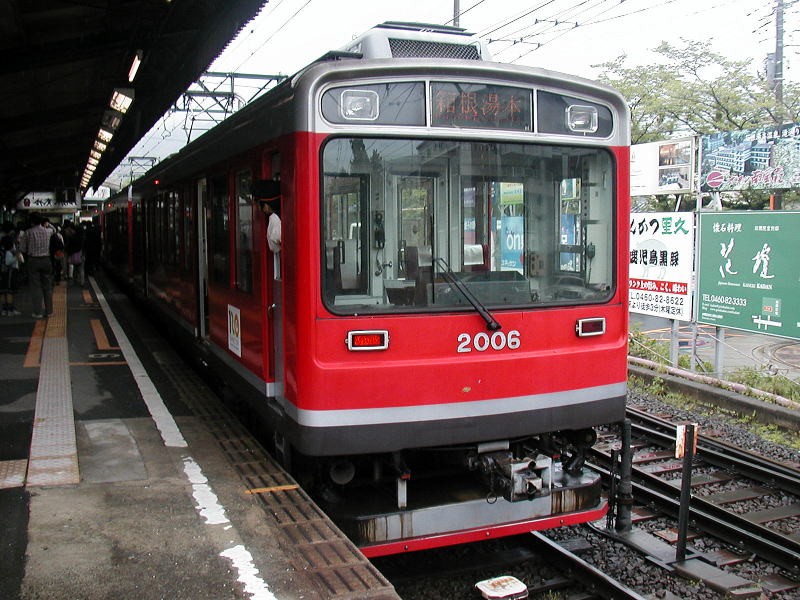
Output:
left=346, top=330, right=389, bottom=351
left=575, top=318, right=605, bottom=337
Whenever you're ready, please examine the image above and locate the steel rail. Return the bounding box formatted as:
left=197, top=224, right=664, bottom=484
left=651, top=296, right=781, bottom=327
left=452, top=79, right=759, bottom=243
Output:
left=527, top=531, right=650, bottom=600
left=589, top=456, right=800, bottom=574
left=625, top=406, right=800, bottom=495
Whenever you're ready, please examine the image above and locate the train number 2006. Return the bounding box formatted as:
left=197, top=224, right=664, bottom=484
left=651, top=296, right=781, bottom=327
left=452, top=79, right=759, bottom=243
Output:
left=457, top=330, right=521, bottom=353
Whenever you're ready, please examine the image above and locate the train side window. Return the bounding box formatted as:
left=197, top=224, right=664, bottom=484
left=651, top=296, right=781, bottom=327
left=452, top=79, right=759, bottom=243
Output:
left=209, top=174, right=230, bottom=286
left=235, top=169, right=254, bottom=293
left=183, top=186, right=193, bottom=273
left=155, top=192, right=166, bottom=265
left=168, top=190, right=179, bottom=267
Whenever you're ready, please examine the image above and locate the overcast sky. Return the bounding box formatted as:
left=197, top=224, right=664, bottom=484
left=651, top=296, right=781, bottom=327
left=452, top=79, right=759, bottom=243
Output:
left=214, top=0, right=789, bottom=80
left=104, top=0, right=794, bottom=188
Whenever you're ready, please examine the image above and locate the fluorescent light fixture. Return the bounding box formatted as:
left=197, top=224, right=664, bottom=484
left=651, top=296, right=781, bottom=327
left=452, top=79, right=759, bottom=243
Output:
left=88, top=156, right=99, bottom=167
left=110, top=88, right=134, bottom=113
left=102, top=109, right=123, bottom=130
left=93, top=139, right=107, bottom=153
left=128, top=50, right=143, bottom=83
left=90, top=150, right=102, bottom=160
left=97, top=127, right=114, bottom=143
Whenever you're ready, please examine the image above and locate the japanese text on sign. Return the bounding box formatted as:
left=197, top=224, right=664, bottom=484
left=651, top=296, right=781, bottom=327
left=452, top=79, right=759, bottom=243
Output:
left=431, top=82, right=531, bottom=131
left=628, top=212, right=695, bottom=322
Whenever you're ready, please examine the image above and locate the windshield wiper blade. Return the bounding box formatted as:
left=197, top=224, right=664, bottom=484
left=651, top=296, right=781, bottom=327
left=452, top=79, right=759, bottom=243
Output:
left=434, top=258, right=502, bottom=331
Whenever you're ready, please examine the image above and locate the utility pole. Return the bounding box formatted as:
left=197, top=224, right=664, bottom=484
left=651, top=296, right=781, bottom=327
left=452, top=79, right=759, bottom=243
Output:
left=775, top=0, right=784, bottom=108
left=453, top=0, right=460, bottom=26
left=774, top=0, right=785, bottom=210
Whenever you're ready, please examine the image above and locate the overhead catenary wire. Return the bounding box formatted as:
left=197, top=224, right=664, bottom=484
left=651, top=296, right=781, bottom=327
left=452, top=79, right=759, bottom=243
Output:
left=229, top=0, right=314, bottom=73
left=444, top=0, right=490, bottom=25
left=105, top=0, right=794, bottom=188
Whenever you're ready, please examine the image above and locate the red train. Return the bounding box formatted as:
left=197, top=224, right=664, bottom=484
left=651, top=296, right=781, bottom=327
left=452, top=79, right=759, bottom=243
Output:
left=102, top=22, right=630, bottom=557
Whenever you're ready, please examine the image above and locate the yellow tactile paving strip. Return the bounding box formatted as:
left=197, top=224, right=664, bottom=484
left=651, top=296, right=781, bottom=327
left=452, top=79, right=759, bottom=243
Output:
left=26, top=284, right=79, bottom=486
left=0, top=459, right=27, bottom=489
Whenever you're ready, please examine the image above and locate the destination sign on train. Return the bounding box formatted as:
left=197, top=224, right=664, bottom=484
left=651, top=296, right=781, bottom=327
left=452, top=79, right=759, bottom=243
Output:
left=431, top=83, right=531, bottom=131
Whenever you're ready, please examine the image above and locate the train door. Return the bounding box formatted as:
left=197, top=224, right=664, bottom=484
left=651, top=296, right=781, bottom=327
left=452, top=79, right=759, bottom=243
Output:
left=196, top=177, right=209, bottom=339
left=266, top=153, right=283, bottom=403
left=323, top=175, right=370, bottom=300
left=459, top=179, right=526, bottom=274
left=396, top=175, right=434, bottom=260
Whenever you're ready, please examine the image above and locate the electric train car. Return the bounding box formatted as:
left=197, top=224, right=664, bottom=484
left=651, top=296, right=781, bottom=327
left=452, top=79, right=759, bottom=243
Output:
left=102, top=22, right=630, bottom=557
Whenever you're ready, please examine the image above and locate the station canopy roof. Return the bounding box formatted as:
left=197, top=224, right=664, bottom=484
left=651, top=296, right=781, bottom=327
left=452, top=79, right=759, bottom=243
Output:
left=0, top=0, right=267, bottom=210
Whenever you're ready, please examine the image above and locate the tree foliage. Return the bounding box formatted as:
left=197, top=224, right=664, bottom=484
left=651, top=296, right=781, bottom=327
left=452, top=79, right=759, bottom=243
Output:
left=596, top=39, right=800, bottom=144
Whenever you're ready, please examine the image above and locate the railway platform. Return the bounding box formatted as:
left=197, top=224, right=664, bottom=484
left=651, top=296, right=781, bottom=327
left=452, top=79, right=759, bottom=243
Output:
left=0, top=273, right=399, bottom=600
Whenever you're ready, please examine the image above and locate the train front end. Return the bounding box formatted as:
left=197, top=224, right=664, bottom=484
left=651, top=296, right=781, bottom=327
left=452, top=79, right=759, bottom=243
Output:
left=280, top=41, right=630, bottom=555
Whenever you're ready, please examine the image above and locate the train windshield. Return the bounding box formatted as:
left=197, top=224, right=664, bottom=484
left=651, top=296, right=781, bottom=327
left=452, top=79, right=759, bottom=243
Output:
left=322, top=138, right=615, bottom=314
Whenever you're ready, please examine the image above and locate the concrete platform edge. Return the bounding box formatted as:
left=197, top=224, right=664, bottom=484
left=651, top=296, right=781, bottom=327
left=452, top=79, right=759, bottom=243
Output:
left=628, top=364, right=799, bottom=432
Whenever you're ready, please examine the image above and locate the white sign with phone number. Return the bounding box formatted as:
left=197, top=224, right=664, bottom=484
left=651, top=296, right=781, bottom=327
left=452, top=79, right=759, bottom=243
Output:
left=629, top=211, right=694, bottom=322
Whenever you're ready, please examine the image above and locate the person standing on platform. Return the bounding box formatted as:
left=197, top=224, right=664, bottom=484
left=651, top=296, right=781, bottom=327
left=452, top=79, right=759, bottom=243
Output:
left=0, top=225, right=21, bottom=316
left=49, top=224, right=65, bottom=284
left=19, top=213, right=54, bottom=319
left=64, top=221, right=85, bottom=286
left=83, top=222, right=101, bottom=276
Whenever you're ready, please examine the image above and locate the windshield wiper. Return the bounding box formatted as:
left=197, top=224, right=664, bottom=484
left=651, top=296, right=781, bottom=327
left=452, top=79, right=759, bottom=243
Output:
left=434, top=258, right=502, bottom=331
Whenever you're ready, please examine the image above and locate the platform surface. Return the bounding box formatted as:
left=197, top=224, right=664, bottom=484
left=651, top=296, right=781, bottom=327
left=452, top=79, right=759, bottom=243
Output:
left=0, top=273, right=398, bottom=600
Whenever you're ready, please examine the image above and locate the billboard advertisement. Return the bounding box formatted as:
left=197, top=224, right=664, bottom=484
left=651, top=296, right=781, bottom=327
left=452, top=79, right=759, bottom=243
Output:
left=629, top=212, right=695, bottom=321
left=630, top=137, right=694, bottom=196
left=697, top=211, right=800, bottom=340
left=700, top=123, right=800, bottom=192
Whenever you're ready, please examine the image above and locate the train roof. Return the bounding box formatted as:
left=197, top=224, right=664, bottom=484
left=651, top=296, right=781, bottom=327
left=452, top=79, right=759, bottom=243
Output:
left=124, top=24, right=629, bottom=192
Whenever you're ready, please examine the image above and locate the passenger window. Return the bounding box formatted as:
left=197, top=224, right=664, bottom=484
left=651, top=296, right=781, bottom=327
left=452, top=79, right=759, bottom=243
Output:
left=235, top=170, right=253, bottom=293
left=209, top=174, right=230, bottom=285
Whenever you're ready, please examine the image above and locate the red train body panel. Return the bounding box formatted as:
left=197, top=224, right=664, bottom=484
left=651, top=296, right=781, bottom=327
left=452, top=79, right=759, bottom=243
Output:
left=102, top=23, right=631, bottom=554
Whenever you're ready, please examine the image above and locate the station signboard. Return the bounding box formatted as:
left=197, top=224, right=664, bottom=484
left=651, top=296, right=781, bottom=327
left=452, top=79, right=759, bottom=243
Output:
left=697, top=211, right=800, bottom=340
left=17, top=189, right=80, bottom=212
left=629, top=212, right=694, bottom=322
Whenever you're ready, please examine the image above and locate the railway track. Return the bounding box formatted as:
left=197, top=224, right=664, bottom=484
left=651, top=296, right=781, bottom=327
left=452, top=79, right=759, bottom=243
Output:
left=590, top=407, right=800, bottom=596
left=374, top=532, right=650, bottom=600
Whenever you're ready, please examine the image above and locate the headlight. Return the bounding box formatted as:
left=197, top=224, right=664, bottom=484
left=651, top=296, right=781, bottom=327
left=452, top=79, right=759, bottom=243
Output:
left=566, top=105, right=598, bottom=133
left=341, top=90, right=379, bottom=121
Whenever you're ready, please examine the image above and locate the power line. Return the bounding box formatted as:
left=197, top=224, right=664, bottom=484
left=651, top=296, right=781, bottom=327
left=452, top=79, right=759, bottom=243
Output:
left=231, top=0, right=314, bottom=73
left=490, top=0, right=614, bottom=52
left=444, top=0, right=489, bottom=26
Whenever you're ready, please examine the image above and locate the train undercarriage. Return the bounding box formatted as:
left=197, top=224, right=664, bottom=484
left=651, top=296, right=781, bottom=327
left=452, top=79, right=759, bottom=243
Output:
left=300, top=428, right=607, bottom=556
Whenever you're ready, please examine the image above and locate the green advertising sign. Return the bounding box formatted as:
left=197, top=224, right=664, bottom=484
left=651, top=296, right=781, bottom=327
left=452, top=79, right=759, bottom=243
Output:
left=697, top=212, right=800, bottom=340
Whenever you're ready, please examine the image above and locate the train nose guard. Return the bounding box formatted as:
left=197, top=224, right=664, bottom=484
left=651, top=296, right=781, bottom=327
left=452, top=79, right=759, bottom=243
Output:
left=342, top=456, right=605, bottom=557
